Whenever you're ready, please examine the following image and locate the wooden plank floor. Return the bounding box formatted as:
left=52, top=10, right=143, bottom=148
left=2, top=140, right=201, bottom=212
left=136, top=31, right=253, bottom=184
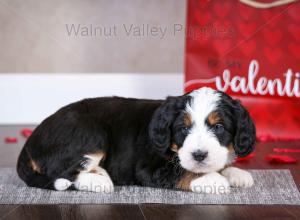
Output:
left=1, top=125, right=300, bottom=220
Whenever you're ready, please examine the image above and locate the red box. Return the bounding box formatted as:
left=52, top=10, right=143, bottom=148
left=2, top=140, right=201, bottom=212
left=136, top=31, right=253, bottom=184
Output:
left=185, top=0, right=300, bottom=140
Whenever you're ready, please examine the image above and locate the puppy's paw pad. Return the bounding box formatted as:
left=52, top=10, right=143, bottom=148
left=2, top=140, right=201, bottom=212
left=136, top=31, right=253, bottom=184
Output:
left=221, top=167, right=254, bottom=188
left=190, top=172, right=230, bottom=194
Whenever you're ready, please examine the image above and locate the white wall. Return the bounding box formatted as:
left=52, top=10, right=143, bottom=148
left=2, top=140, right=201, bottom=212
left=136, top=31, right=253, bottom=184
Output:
left=0, top=0, right=186, bottom=73
left=0, top=73, right=183, bottom=124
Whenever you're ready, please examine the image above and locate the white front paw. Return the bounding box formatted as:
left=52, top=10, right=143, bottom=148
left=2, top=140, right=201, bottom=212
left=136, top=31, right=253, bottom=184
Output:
left=221, top=167, right=254, bottom=188
left=190, top=172, right=230, bottom=194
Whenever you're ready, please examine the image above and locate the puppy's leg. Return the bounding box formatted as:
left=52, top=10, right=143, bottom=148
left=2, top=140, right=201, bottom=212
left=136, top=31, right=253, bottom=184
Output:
left=74, top=167, right=114, bottom=193
left=178, top=171, right=230, bottom=194
left=74, top=152, right=114, bottom=193
left=190, top=172, right=230, bottom=194
left=221, top=167, right=254, bottom=188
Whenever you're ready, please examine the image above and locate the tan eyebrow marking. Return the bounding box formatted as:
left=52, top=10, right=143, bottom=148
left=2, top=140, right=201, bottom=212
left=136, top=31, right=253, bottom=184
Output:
left=207, top=111, right=221, bottom=125
left=183, top=113, right=192, bottom=127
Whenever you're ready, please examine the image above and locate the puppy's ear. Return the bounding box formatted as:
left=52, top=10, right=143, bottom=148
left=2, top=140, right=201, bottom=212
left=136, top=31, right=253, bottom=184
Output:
left=149, top=96, right=188, bottom=155
left=233, top=100, right=256, bottom=157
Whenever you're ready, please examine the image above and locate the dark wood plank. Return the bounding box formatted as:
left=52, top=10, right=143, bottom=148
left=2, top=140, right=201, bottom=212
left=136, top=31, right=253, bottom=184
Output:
left=140, top=204, right=300, bottom=220
left=0, top=205, right=61, bottom=220
left=58, top=205, right=145, bottom=220
left=0, top=204, right=145, bottom=220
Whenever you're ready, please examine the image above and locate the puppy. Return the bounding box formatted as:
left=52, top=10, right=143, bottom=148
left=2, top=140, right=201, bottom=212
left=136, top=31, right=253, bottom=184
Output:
left=17, top=87, right=256, bottom=194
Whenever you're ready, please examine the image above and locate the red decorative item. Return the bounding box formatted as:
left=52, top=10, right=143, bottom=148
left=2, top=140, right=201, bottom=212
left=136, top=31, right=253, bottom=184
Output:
left=273, top=148, right=300, bottom=153
left=21, top=128, right=33, bottom=138
left=236, top=153, right=255, bottom=162
left=185, top=0, right=300, bottom=139
left=4, top=137, right=18, bottom=143
left=265, top=154, right=298, bottom=164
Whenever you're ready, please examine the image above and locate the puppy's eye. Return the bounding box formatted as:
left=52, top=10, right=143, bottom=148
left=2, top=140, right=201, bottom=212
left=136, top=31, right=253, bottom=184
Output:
left=213, top=123, right=224, bottom=134
left=181, top=126, right=189, bottom=134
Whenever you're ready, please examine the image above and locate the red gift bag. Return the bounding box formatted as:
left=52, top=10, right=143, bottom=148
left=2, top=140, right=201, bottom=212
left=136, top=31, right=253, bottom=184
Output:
left=185, top=0, right=300, bottom=140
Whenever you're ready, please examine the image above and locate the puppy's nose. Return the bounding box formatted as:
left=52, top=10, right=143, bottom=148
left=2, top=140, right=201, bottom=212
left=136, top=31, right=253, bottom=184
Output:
left=192, top=150, right=208, bottom=162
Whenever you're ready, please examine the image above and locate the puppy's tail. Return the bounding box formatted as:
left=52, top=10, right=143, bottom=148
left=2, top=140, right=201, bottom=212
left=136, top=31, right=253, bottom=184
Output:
left=16, top=147, right=71, bottom=190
